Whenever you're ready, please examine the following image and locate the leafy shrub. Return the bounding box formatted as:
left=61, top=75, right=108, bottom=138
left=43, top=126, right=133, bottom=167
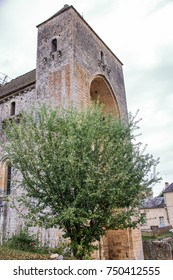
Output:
left=5, top=228, right=39, bottom=252
left=49, top=240, right=72, bottom=258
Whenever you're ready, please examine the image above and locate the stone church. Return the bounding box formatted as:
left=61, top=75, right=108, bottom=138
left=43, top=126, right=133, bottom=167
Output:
left=0, top=5, right=143, bottom=259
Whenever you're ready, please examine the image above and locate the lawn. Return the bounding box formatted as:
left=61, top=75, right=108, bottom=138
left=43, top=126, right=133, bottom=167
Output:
left=0, top=246, right=50, bottom=260
left=142, top=231, right=173, bottom=241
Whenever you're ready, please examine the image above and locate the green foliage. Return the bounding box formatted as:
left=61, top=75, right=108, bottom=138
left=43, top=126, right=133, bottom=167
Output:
left=49, top=240, right=73, bottom=258
left=1, top=229, right=74, bottom=259
left=4, top=228, right=40, bottom=252
left=2, top=104, right=159, bottom=259
left=0, top=246, right=50, bottom=260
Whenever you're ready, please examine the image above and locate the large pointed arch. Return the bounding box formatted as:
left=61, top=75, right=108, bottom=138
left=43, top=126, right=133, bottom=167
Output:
left=90, top=75, right=120, bottom=118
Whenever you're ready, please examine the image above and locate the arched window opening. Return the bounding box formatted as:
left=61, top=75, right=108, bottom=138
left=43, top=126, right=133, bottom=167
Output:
left=0, top=159, right=12, bottom=195
left=51, top=38, right=57, bottom=53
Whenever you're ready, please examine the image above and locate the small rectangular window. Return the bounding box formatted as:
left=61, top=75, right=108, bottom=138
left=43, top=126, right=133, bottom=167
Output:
left=10, top=101, right=16, bottom=116
left=100, top=51, right=104, bottom=63
left=159, top=216, right=165, bottom=227
left=51, top=38, right=57, bottom=53
left=0, top=202, right=3, bottom=219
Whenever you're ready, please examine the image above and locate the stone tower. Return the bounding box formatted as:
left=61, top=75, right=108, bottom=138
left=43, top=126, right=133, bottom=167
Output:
left=0, top=5, right=144, bottom=259
left=36, top=5, right=127, bottom=118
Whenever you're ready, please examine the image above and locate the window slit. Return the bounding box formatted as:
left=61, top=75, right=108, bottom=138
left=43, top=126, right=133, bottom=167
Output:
left=51, top=38, right=57, bottom=52
left=6, top=163, right=11, bottom=195
left=10, top=101, right=16, bottom=116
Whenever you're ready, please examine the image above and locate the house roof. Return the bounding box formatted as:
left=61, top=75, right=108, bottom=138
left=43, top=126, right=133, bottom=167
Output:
left=140, top=196, right=165, bottom=209
left=163, top=182, right=173, bottom=193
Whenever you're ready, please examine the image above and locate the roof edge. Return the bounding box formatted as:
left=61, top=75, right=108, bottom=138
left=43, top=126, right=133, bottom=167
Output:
left=163, top=182, right=173, bottom=193
left=0, top=69, right=36, bottom=100
left=37, top=4, right=72, bottom=28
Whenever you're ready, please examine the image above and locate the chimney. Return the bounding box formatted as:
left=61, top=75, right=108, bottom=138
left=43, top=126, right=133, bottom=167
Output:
left=165, top=182, right=169, bottom=189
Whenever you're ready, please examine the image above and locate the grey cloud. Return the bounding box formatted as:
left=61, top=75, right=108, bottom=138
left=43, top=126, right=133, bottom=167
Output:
left=87, top=0, right=116, bottom=18
left=148, top=0, right=173, bottom=15
left=126, top=46, right=173, bottom=111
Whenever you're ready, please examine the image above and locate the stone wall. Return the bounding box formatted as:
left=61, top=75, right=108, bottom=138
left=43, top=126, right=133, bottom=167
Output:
left=142, top=226, right=172, bottom=237
left=36, top=8, right=74, bottom=108
left=92, top=228, right=144, bottom=260
left=143, top=238, right=173, bottom=260
left=72, top=8, right=128, bottom=119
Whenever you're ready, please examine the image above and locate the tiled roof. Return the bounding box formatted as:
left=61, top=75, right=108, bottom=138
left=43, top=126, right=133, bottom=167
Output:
left=163, top=182, right=173, bottom=193
left=0, top=69, right=36, bottom=99
left=140, top=196, right=165, bottom=209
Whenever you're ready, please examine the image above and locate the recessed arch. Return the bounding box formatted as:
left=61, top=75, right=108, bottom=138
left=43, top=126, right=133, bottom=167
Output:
left=90, top=75, right=120, bottom=117
left=0, top=157, right=11, bottom=195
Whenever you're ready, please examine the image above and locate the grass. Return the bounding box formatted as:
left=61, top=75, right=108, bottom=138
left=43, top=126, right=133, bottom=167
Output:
left=0, top=246, right=50, bottom=260
left=0, top=245, right=77, bottom=260
left=142, top=231, right=173, bottom=241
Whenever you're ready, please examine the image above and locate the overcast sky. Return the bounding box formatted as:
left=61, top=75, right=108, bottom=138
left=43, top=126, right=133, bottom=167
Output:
left=0, top=0, right=173, bottom=196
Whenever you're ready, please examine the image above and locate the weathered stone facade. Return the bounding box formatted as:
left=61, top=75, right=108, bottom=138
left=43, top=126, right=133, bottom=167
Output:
left=0, top=5, right=143, bottom=259
left=92, top=228, right=144, bottom=260
left=143, top=238, right=173, bottom=260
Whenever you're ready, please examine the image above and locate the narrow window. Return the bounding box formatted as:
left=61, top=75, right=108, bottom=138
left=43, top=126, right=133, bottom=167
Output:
left=0, top=201, right=3, bottom=218
left=10, top=101, right=16, bottom=116
left=100, top=51, right=104, bottom=63
left=51, top=38, right=57, bottom=52
left=6, top=163, right=11, bottom=195
left=159, top=216, right=165, bottom=227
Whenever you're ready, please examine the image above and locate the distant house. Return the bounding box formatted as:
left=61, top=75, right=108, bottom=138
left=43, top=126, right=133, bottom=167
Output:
left=140, top=182, right=173, bottom=230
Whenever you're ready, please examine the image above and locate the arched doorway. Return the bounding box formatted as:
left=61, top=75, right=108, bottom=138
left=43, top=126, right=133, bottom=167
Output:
left=90, top=76, right=120, bottom=117
left=0, top=158, right=11, bottom=195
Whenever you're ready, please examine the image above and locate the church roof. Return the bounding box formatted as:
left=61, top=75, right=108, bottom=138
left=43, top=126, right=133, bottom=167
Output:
left=163, top=182, right=173, bottom=193
left=140, top=196, right=165, bottom=209
left=0, top=69, right=36, bottom=99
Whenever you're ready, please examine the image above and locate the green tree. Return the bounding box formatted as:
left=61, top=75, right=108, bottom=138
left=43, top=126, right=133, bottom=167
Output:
left=2, top=105, right=159, bottom=259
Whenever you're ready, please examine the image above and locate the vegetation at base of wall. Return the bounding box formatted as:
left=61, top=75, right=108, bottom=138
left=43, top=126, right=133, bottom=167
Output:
left=0, top=242, right=78, bottom=260
left=4, top=228, right=44, bottom=253
left=0, top=245, right=78, bottom=260
left=0, top=246, right=50, bottom=260
left=142, top=231, right=173, bottom=241
left=0, top=228, right=75, bottom=260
